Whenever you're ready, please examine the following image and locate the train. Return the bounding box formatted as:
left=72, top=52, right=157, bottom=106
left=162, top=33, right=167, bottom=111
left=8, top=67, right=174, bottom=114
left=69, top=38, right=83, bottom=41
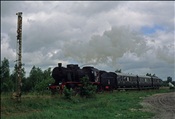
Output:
left=48, top=63, right=162, bottom=94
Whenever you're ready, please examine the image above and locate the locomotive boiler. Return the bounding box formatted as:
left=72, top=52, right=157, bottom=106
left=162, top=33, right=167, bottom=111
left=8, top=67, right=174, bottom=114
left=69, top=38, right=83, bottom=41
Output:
left=50, top=63, right=99, bottom=93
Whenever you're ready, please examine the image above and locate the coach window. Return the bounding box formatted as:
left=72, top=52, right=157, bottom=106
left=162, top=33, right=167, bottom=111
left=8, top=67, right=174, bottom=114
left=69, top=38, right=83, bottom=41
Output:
left=120, top=77, right=122, bottom=82
left=133, top=77, right=135, bottom=82
left=149, top=78, right=151, bottom=82
left=119, top=78, right=121, bottom=82
left=141, top=78, right=142, bottom=82
left=94, top=71, right=97, bottom=77
left=118, top=76, right=122, bottom=82
left=145, top=78, right=147, bottom=82
left=127, top=77, right=130, bottom=82
left=123, top=77, right=127, bottom=81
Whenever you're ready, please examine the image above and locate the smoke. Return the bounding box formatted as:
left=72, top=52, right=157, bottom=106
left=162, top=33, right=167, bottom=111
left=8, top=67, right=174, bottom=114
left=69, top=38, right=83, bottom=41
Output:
left=61, top=26, right=174, bottom=70
left=62, top=26, right=148, bottom=65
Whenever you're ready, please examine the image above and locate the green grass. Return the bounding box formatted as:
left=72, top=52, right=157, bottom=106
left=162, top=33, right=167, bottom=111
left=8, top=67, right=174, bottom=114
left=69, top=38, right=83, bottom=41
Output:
left=1, top=88, right=173, bottom=119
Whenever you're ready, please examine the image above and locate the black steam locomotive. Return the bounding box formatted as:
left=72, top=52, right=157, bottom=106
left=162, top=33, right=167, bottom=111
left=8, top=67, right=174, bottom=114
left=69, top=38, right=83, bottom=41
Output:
left=48, top=63, right=162, bottom=94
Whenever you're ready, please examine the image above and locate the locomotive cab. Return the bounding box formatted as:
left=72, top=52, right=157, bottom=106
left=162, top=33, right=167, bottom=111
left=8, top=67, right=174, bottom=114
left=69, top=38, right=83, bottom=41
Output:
left=82, top=66, right=99, bottom=82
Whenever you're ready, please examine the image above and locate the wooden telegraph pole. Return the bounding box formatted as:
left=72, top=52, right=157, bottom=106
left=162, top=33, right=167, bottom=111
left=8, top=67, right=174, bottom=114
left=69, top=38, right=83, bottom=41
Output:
left=15, top=12, right=23, bottom=102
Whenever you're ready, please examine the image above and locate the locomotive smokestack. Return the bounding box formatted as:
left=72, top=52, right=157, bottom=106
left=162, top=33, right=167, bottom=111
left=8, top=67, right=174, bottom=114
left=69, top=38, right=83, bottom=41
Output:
left=58, top=63, right=62, bottom=67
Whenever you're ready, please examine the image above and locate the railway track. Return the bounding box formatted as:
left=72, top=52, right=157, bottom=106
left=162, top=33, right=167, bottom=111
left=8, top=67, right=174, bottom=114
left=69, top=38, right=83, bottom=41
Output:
left=143, top=92, right=175, bottom=119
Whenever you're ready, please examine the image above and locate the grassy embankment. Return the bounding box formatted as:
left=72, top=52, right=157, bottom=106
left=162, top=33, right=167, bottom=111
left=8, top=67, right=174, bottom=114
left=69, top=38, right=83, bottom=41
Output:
left=1, top=88, right=173, bottom=119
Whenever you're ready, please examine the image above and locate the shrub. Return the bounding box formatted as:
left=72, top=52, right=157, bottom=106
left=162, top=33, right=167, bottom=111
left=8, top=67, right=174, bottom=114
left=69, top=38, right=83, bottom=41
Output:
left=79, top=76, right=96, bottom=98
left=33, top=78, right=53, bottom=95
left=63, top=86, right=72, bottom=100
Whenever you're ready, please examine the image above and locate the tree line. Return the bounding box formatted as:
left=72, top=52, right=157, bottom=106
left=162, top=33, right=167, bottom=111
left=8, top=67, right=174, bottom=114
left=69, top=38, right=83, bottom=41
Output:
left=0, top=57, right=53, bottom=93
left=1, top=57, right=174, bottom=93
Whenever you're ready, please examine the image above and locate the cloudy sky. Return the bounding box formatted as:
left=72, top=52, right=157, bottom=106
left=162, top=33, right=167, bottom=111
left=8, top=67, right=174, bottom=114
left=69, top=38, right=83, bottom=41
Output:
left=1, top=1, right=174, bottom=80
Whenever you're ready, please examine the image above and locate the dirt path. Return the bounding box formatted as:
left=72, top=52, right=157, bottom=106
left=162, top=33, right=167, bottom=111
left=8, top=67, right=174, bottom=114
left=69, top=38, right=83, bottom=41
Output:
left=142, top=92, right=175, bottom=119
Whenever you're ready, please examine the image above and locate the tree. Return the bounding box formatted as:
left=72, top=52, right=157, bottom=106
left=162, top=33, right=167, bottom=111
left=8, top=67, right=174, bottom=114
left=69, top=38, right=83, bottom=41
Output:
left=146, top=73, right=151, bottom=76
left=26, top=66, right=53, bottom=93
left=43, top=68, right=52, bottom=80
left=10, top=64, right=26, bottom=92
left=115, top=69, right=122, bottom=73
left=34, top=68, right=53, bottom=93
left=0, top=57, right=13, bottom=92
left=167, top=76, right=172, bottom=83
left=146, top=73, right=156, bottom=77
left=27, top=66, right=43, bottom=91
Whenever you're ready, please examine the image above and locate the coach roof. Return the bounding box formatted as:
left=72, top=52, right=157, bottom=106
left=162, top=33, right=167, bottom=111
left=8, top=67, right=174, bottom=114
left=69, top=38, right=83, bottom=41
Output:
left=115, top=72, right=137, bottom=77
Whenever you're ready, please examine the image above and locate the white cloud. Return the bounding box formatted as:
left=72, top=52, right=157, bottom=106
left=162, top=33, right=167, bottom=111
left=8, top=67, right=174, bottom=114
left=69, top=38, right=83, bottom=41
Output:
left=1, top=33, right=16, bottom=63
